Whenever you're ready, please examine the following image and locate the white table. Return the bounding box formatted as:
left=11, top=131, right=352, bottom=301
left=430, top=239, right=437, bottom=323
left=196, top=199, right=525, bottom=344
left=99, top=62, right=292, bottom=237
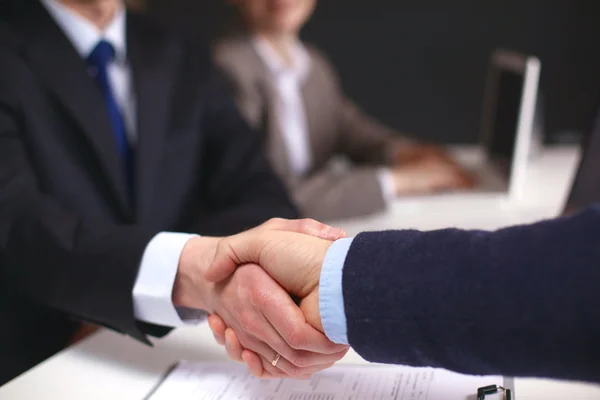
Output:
left=333, top=145, right=584, bottom=235
left=2, top=145, right=600, bottom=399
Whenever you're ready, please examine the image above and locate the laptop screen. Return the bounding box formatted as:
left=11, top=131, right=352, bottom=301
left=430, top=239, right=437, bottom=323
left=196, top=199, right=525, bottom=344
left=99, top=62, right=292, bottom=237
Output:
left=564, top=103, right=600, bottom=213
left=484, top=67, right=526, bottom=176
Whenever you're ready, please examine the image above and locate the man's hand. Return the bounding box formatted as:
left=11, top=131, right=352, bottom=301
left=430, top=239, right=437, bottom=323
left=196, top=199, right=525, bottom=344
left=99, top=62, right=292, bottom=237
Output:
left=174, top=217, right=343, bottom=309
left=205, top=229, right=333, bottom=329
left=204, top=263, right=346, bottom=378
left=203, top=223, right=343, bottom=378
left=394, top=143, right=454, bottom=166
left=204, top=221, right=333, bottom=287
left=391, top=160, right=475, bottom=195
left=172, top=218, right=347, bottom=379
left=207, top=285, right=324, bottom=378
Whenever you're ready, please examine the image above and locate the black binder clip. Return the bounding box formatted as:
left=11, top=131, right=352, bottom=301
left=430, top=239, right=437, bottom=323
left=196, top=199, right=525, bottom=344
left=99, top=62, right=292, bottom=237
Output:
left=477, top=384, right=513, bottom=400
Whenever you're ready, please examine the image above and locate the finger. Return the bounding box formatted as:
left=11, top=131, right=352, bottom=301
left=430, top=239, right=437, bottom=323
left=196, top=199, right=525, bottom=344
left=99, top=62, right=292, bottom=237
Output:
left=241, top=350, right=284, bottom=379
left=244, top=279, right=349, bottom=366
left=236, top=324, right=322, bottom=378
left=241, top=349, right=329, bottom=380
left=260, top=289, right=349, bottom=356
left=231, top=276, right=347, bottom=374
left=235, top=329, right=299, bottom=377
left=225, top=328, right=244, bottom=362
left=204, top=230, right=265, bottom=282
left=207, top=314, right=226, bottom=346
left=294, top=362, right=336, bottom=376
left=263, top=309, right=349, bottom=368
left=205, top=219, right=345, bottom=283
left=258, top=354, right=336, bottom=379
left=260, top=355, right=288, bottom=378
left=277, top=218, right=346, bottom=241
left=242, top=350, right=265, bottom=378
left=243, top=336, right=304, bottom=377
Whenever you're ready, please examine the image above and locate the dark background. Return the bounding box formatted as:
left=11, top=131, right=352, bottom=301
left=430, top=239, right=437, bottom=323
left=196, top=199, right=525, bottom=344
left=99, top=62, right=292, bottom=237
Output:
left=146, top=0, right=600, bottom=144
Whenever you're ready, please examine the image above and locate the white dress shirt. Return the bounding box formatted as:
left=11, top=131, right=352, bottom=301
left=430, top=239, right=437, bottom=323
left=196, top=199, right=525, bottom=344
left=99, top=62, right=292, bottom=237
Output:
left=251, top=37, right=396, bottom=201
left=252, top=36, right=313, bottom=176
left=41, top=0, right=200, bottom=327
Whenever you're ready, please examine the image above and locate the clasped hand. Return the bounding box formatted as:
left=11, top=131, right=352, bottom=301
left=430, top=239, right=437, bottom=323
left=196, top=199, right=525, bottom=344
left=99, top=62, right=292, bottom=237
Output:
left=173, top=219, right=349, bottom=379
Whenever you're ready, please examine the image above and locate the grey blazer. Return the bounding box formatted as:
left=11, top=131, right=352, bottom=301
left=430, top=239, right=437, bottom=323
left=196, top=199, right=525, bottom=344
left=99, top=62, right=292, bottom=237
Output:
left=214, top=37, right=410, bottom=221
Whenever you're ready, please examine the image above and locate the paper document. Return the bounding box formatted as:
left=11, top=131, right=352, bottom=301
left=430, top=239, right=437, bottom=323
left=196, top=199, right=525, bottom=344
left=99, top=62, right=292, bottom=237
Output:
left=147, top=361, right=509, bottom=400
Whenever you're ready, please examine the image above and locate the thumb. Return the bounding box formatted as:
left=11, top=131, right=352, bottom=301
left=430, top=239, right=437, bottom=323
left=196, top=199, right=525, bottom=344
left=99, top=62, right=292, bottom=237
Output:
left=204, top=233, right=262, bottom=283
left=300, top=289, right=323, bottom=333
left=204, top=218, right=345, bottom=283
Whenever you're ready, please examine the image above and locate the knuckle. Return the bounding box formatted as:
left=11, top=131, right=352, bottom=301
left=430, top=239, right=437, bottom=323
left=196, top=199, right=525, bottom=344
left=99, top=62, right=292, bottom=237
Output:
left=285, top=327, right=306, bottom=349
left=250, top=286, right=270, bottom=308
left=226, top=347, right=239, bottom=360
left=301, top=218, right=319, bottom=227
left=287, top=364, right=302, bottom=377
left=215, top=237, right=229, bottom=255
left=290, top=353, right=309, bottom=368
left=215, top=239, right=235, bottom=265
left=239, top=313, right=260, bottom=335
left=263, top=362, right=280, bottom=377
left=266, top=217, right=283, bottom=228
left=236, top=333, right=253, bottom=350
left=298, top=218, right=314, bottom=231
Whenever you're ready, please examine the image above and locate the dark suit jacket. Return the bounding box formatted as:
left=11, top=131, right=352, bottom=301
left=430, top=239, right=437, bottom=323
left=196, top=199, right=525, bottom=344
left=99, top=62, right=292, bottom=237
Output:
left=0, top=0, right=298, bottom=384
left=342, top=205, right=600, bottom=383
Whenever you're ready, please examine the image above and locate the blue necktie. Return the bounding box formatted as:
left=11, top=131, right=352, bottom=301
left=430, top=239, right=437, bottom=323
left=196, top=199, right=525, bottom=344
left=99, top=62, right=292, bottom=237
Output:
left=87, top=40, right=134, bottom=197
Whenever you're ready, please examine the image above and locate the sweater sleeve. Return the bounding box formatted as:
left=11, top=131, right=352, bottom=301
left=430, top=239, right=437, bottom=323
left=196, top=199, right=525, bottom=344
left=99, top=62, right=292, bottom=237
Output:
left=342, top=205, right=600, bottom=383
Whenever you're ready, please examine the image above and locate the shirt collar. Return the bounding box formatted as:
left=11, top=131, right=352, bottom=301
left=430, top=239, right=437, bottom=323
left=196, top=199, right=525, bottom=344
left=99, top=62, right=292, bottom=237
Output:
left=252, top=35, right=311, bottom=81
left=40, top=0, right=127, bottom=64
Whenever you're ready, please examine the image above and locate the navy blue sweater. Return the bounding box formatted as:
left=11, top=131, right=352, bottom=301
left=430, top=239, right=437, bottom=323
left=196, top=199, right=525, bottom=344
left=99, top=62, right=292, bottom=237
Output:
left=343, top=205, right=600, bottom=382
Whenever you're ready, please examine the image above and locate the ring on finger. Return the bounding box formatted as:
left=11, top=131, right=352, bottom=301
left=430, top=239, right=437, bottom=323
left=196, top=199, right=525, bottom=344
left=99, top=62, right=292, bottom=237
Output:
left=271, top=352, right=281, bottom=367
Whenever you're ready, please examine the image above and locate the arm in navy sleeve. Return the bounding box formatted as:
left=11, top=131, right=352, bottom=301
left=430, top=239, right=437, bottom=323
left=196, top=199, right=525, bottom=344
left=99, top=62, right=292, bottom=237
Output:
left=328, top=205, right=600, bottom=383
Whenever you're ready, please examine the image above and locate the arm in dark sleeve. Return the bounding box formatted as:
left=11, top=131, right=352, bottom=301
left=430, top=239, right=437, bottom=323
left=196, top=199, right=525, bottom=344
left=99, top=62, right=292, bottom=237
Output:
left=195, top=66, right=299, bottom=236
left=342, top=205, right=600, bottom=382
left=0, top=82, right=159, bottom=343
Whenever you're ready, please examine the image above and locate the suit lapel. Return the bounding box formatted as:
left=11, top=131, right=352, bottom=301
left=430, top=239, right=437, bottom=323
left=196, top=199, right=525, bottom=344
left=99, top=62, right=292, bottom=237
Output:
left=12, top=0, right=130, bottom=215
left=127, top=14, right=176, bottom=222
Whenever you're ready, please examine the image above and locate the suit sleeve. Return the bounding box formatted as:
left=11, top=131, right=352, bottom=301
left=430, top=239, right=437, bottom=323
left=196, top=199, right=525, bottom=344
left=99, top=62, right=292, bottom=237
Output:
left=341, top=205, right=600, bottom=382
left=195, top=65, right=299, bottom=235
left=310, top=49, right=413, bottom=165
left=0, top=75, right=160, bottom=343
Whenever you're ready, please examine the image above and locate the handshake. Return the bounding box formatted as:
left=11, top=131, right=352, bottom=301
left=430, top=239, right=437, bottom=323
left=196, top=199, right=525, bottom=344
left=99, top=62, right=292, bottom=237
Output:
left=167, top=209, right=600, bottom=385
left=172, top=218, right=350, bottom=380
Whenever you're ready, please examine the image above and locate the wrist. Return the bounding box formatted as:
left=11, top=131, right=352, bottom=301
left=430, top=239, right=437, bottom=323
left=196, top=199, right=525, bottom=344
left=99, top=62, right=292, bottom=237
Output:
left=172, top=236, right=221, bottom=311
left=298, top=240, right=331, bottom=298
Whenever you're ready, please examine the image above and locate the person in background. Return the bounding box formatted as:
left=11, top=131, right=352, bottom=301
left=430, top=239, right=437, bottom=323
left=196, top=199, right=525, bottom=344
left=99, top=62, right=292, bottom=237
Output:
left=214, top=0, right=474, bottom=221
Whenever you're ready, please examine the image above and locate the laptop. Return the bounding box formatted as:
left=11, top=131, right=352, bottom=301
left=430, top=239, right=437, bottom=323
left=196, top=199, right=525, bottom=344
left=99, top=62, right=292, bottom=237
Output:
left=407, top=94, right=600, bottom=229
left=427, top=49, right=542, bottom=203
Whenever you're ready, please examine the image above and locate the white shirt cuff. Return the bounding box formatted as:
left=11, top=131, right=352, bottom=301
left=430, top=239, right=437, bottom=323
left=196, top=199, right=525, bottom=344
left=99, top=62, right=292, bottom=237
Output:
left=319, top=238, right=354, bottom=345
left=132, top=232, right=206, bottom=327
left=377, top=168, right=396, bottom=203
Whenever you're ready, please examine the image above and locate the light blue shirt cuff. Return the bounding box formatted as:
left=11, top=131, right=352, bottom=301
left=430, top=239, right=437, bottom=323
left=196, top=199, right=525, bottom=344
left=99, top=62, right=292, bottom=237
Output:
left=319, top=237, right=354, bottom=345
